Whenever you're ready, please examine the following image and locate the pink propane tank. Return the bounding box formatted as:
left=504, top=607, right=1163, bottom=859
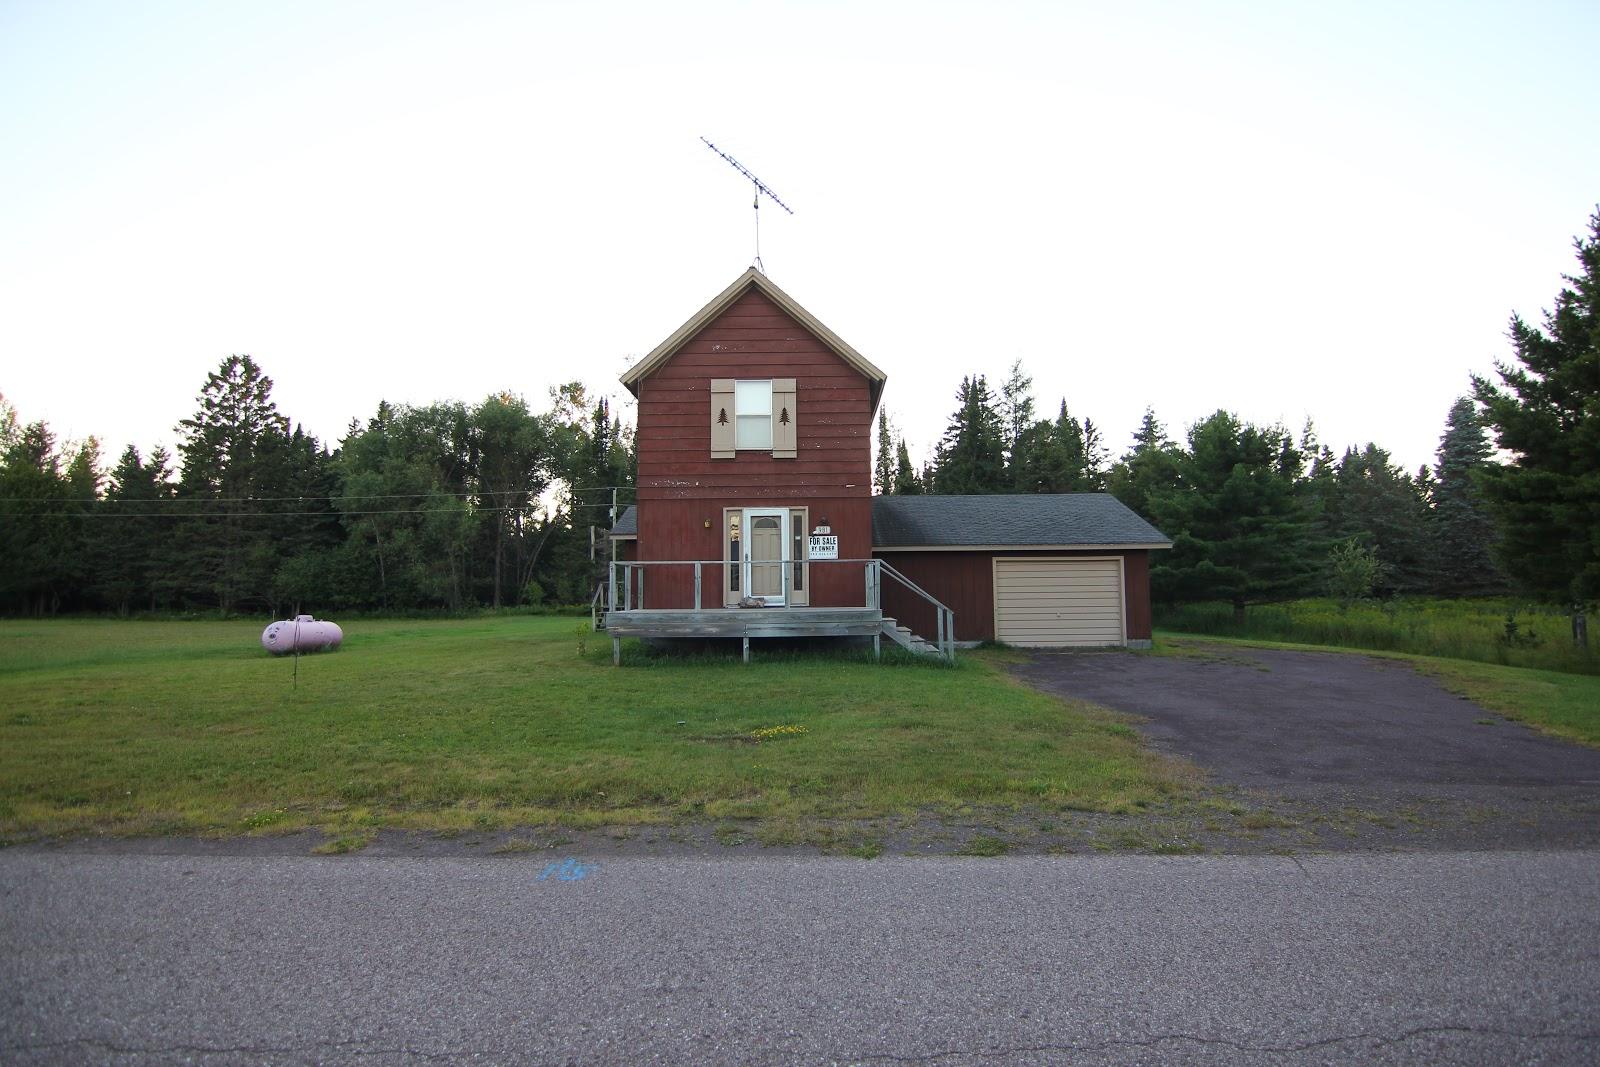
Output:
left=261, top=615, right=344, bottom=655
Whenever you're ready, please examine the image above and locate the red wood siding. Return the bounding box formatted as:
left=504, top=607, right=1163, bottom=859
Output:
left=631, top=285, right=877, bottom=609
left=1123, top=551, right=1152, bottom=639
left=874, top=549, right=1153, bottom=643
left=636, top=497, right=873, bottom=609
left=635, top=288, right=873, bottom=504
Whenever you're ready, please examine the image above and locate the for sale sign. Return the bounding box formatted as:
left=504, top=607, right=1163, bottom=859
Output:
left=808, top=534, right=839, bottom=560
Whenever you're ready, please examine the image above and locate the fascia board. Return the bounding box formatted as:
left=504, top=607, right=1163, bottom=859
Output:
left=621, top=269, right=887, bottom=406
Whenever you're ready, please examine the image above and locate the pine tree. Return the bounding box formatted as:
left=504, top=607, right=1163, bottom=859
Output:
left=1431, top=397, right=1507, bottom=596
left=1473, top=209, right=1600, bottom=602
left=1146, top=411, right=1315, bottom=617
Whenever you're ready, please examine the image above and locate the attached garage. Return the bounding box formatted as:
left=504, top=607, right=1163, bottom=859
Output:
left=872, top=495, right=1171, bottom=649
left=993, top=556, right=1125, bottom=647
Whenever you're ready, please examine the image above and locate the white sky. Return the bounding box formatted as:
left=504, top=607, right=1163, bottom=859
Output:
left=3, top=0, right=1597, bottom=477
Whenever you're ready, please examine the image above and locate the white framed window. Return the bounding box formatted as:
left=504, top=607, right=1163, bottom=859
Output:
left=735, top=380, right=772, bottom=450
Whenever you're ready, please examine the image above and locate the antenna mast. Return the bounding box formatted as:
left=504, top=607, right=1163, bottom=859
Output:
left=700, top=136, right=794, bottom=273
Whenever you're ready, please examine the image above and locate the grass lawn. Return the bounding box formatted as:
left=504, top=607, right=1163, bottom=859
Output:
left=0, top=617, right=1189, bottom=841
left=1156, top=630, right=1600, bottom=748
left=1157, top=598, right=1598, bottom=675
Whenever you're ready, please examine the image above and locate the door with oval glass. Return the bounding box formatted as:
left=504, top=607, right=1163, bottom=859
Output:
left=743, top=508, right=787, bottom=604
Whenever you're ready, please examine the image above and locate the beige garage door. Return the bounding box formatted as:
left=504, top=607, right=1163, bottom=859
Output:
left=993, top=557, right=1125, bottom=647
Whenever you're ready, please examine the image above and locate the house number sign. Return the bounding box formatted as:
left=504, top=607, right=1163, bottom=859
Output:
left=808, top=534, right=839, bottom=560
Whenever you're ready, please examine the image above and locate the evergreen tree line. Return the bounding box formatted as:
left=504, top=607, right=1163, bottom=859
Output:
left=875, top=210, right=1600, bottom=613
left=5, top=212, right=1597, bottom=617
left=0, top=356, right=635, bottom=616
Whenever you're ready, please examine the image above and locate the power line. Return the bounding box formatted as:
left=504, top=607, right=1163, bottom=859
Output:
left=14, top=504, right=629, bottom=519
left=0, top=485, right=638, bottom=505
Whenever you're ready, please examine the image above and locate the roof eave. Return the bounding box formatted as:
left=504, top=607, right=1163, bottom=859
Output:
left=620, top=268, right=887, bottom=410
left=872, top=542, right=1174, bottom=552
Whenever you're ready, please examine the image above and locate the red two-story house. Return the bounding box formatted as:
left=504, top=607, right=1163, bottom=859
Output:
left=605, top=267, right=1169, bottom=663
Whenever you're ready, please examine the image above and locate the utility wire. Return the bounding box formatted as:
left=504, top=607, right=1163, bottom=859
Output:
left=15, top=504, right=629, bottom=519
left=0, top=485, right=638, bottom=505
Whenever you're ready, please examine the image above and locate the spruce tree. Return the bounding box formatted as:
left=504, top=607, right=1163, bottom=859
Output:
left=892, top=438, right=922, bottom=494
left=1081, top=417, right=1109, bottom=491
left=1107, top=408, right=1181, bottom=520
left=94, top=445, right=175, bottom=612
left=931, top=376, right=1005, bottom=494
left=0, top=422, right=70, bottom=613
left=1431, top=397, right=1506, bottom=596
left=1325, top=444, right=1433, bottom=593
left=1473, top=209, right=1600, bottom=602
left=175, top=355, right=293, bottom=612
left=874, top=410, right=896, bottom=495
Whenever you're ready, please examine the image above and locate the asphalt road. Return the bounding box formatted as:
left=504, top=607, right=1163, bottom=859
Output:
left=4, top=848, right=1598, bottom=1065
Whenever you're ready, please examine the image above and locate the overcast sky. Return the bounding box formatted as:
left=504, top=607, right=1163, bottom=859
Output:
left=3, top=0, right=1597, bottom=478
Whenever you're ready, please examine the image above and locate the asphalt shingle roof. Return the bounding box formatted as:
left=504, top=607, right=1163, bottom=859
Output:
left=613, top=497, right=1167, bottom=546
left=871, top=494, right=1170, bottom=548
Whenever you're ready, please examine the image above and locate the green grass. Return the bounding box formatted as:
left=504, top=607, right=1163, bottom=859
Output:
left=1156, top=598, right=1598, bottom=675
left=0, top=617, right=1189, bottom=840
left=1155, top=632, right=1600, bottom=748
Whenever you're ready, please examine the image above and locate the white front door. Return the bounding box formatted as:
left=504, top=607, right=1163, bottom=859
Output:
left=743, top=509, right=788, bottom=604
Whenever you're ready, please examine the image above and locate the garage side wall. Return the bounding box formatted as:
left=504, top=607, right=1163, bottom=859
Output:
left=874, top=548, right=1153, bottom=643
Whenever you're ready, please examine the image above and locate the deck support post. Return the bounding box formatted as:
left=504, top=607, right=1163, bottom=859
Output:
left=612, top=636, right=621, bottom=667
left=873, top=632, right=881, bottom=661
left=742, top=636, right=750, bottom=664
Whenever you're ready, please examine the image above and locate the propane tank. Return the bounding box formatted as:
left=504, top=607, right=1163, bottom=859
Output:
left=261, top=615, right=343, bottom=655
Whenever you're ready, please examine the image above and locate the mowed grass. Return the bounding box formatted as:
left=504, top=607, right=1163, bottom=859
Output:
left=0, top=617, right=1189, bottom=840
left=1155, top=631, right=1600, bottom=748
left=1157, top=597, right=1599, bottom=675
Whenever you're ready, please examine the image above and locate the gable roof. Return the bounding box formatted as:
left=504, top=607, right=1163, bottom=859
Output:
left=611, top=505, right=637, bottom=538
left=872, top=494, right=1171, bottom=550
left=620, top=267, right=887, bottom=411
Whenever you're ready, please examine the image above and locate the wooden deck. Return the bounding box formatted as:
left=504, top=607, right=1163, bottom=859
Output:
left=603, top=607, right=885, bottom=663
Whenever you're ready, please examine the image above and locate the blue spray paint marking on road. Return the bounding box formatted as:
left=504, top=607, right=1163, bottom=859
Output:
left=538, top=858, right=595, bottom=882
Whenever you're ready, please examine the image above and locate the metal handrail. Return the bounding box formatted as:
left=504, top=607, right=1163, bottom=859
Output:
left=611, top=557, right=869, bottom=611
left=873, top=557, right=942, bottom=611
left=873, top=558, right=957, bottom=663
left=608, top=557, right=957, bottom=663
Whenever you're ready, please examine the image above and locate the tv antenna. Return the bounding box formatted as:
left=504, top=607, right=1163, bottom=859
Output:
left=701, top=136, right=793, bottom=273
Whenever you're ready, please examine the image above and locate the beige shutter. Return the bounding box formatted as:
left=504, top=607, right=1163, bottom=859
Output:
left=710, top=379, right=735, bottom=459
left=772, top=378, right=797, bottom=458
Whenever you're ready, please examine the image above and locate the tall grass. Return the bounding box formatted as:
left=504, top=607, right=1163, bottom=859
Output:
left=1156, top=598, right=1598, bottom=675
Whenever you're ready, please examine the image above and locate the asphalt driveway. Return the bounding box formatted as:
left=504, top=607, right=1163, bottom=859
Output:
left=1011, top=645, right=1600, bottom=807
